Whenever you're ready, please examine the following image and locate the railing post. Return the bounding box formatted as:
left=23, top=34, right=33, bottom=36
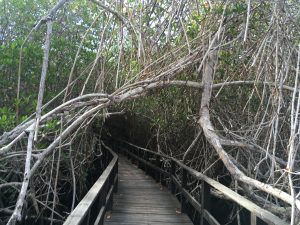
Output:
left=83, top=209, right=91, bottom=225
left=133, top=148, right=136, bottom=166
left=181, top=167, right=187, bottom=213
left=256, top=216, right=269, bottom=225
left=200, top=181, right=210, bottom=225
left=126, top=149, right=130, bottom=159
left=251, top=213, right=257, bottom=225
left=145, top=152, right=149, bottom=174
left=107, top=180, right=113, bottom=211
left=129, top=148, right=133, bottom=163
left=105, top=148, right=109, bottom=167
left=137, top=149, right=141, bottom=169
left=155, top=155, right=160, bottom=183
left=114, top=159, right=118, bottom=193
left=171, top=160, right=175, bottom=194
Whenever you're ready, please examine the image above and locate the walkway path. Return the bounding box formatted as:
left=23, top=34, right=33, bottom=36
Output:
left=104, top=156, right=193, bottom=225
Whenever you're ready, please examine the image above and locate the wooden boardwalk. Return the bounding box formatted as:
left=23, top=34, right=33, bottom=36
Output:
left=64, top=146, right=289, bottom=225
left=104, top=156, right=193, bottom=225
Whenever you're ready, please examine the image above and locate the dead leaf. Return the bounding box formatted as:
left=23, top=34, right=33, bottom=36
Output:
left=106, top=211, right=112, bottom=219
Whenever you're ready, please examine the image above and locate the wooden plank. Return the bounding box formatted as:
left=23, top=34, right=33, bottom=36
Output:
left=115, top=190, right=170, bottom=196
left=113, top=200, right=179, bottom=207
left=112, top=206, right=180, bottom=215
left=118, top=177, right=154, bottom=181
left=113, top=195, right=179, bottom=207
left=114, top=195, right=179, bottom=202
left=104, top=213, right=192, bottom=223
left=105, top=222, right=193, bottom=225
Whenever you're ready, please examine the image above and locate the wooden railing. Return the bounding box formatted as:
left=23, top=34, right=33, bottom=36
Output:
left=120, top=143, right=288, bottom=225
left=63, top=145, right=118, bottom=225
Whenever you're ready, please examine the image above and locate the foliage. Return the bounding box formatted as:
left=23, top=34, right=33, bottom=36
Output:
left=0, top=107, right=15, bottom=132
left=0, top=0, right=102, bottom=132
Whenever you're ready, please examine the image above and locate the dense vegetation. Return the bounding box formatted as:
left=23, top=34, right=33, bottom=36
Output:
left=0, top=0, right=300, bottom=224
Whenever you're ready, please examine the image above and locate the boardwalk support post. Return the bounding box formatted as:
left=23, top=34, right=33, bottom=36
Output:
left=155, top=155, right=160, bottom=182
left=137, top=148, right=141, bottom=169
left=181, top=167, right=187, bottom=213
left=251, top=213, right=257, bottom=225
left=200, top=181, right=211, bottom=225
left=114, top=159, right=118, bottom=193
left=171, top=160, right=176, bottom=194
left=145, top=151, right=149, bottom=174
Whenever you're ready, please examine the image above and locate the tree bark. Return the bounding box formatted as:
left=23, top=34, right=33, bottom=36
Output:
left=198, top=38, right=300, bottom=211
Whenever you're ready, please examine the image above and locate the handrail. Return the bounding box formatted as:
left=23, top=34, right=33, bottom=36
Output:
left=63, top=146, right=118, bottom=225
left=120, top=143, right=288, bottom=225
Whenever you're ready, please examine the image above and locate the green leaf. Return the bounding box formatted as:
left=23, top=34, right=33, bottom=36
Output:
left=2, top=115, right=7, bottom=121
